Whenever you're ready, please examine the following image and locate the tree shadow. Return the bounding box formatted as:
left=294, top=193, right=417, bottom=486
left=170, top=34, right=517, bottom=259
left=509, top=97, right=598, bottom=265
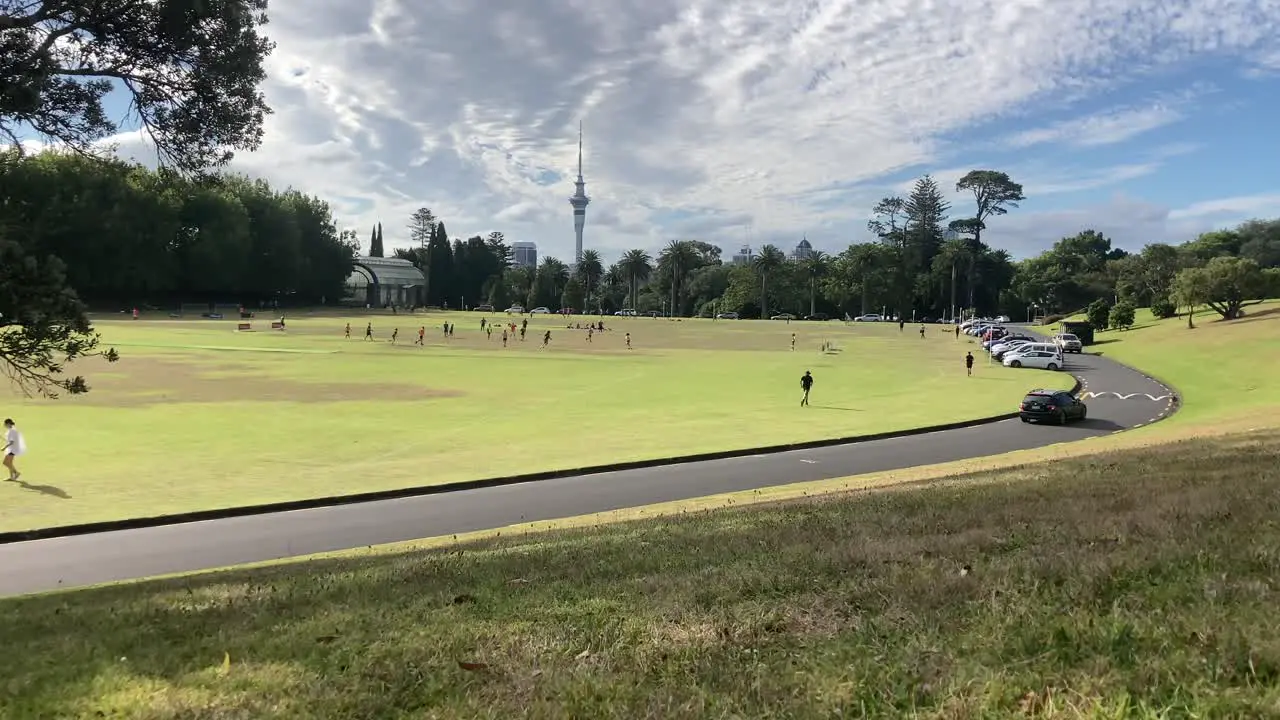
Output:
left=12, top=480, right=72, bottom=499
left=1223, top=307, right=1280, bottom=325
left=1087, top=339, right=1119, bottom=346
left=811, top=405, right=863, bottom=412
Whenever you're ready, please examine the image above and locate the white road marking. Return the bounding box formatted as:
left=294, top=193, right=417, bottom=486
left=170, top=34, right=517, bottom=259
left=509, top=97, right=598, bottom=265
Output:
left=800, top=459, right=818, bottom=464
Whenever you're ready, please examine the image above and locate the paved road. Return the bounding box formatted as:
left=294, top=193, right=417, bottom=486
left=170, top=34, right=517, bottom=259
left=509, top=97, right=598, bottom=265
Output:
left=0, top=351, right=1175, bottom=598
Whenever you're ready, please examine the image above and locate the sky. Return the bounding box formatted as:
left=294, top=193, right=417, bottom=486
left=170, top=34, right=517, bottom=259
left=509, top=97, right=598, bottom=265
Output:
left=23, top=0, right=1280, bottom=263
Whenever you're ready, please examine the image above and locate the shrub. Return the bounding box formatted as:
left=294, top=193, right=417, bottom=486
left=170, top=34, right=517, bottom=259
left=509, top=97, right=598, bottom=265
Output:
left=1150, top=295, right=1177, bottom=319
left=1109, top=301, right=1136, bottom=330
left=1085, top=299, right=1112, bottom=330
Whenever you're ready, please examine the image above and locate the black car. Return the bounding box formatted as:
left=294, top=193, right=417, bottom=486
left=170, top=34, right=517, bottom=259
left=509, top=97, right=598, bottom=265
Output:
left=804, top=313, right=830, bottom=321
left=1019, top=389, right=1087, bottom=424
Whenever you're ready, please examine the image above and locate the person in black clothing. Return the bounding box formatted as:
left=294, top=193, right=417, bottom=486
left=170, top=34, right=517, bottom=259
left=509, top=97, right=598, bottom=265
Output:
left=542, top=330, right=552, bottom=347
left=965, top=352, right=975, bottom=376
left=364, top=323, right=373, bottom=341
left=800, top=370, right=814, bottom=406
left=954, top=324, right=960, bottom=339
left=899, top=319, right=905, bottom=333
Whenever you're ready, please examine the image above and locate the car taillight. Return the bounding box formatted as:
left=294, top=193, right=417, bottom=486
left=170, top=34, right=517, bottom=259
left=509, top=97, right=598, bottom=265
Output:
left=1045, top=405, right=1055, bottom=411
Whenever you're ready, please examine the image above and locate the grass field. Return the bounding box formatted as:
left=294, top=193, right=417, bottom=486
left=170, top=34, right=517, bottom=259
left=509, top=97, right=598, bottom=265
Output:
left=0, top=312, right=1068, bottom=533
left=2, top=428, right=1278, bottom=718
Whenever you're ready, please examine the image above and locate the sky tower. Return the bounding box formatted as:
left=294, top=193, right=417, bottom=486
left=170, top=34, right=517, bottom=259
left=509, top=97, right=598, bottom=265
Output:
left=569, top=122, right=590, bottom=266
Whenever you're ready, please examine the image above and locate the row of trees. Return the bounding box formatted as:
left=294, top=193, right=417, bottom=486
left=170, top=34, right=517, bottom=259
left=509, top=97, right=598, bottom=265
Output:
left=0, top=151, right=357, bottom=304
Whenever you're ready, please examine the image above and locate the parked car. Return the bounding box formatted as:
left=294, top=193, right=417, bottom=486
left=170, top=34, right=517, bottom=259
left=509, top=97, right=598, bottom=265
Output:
left=530, top=306, right=550, bottom=314
left=1053, top=333, right=1083, bottom=353
left=992, top=340, right=1034, bottom=360
left=473, top=304, right=494, bottom=312
left=1003, top=348, right=1064, bottom=371
left=1019, top=389, right=1087, bottom=424
left=996, top=315, right=1011, bottom=323
left=804, top=313, right=830, bottom=321
left=504, top=305, right=525, bottom=313
left=614, top=309, right=637, bottom=316
left=855, top=314, right=883, bottom=322
left=716, top=312, right=739, bottom=319
left=770, top=313, right=796, bottom=320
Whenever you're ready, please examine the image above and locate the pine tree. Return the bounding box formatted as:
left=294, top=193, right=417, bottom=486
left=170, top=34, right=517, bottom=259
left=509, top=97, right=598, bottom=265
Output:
left=376, top=223, right=384, bottom=255
left=369, top=225, right=384, bottom=257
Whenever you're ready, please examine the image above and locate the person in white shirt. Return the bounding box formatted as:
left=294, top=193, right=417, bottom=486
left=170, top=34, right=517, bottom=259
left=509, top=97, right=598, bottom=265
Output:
left=3, top=418, right=24, bottom=482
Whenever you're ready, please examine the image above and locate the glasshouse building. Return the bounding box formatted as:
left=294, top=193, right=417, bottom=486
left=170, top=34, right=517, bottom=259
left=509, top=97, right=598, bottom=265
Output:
left=343, top=256, right=426, bottom=307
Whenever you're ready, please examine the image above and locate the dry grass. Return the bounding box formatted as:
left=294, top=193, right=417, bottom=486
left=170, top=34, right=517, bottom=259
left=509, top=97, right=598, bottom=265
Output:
left=4, top=429, right=1280, bottom=718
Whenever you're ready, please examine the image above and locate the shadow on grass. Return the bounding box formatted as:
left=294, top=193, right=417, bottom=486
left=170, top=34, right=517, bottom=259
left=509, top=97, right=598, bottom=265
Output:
left=3, top=431, right=1280, bottom=717
left=4, top=479, right=72, bottom=500
left=1222, top=307, right=1280, bottom=325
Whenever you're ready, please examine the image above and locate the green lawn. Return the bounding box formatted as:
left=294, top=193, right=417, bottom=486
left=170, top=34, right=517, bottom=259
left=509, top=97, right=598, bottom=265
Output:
left=1069, top=300, right=1280, bottom=427
left=3, top=428, right=1278, bottom=718
left=0, top=313, right=1067, bottom=533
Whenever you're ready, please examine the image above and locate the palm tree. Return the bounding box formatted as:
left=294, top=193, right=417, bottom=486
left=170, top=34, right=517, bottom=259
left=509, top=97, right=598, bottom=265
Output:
left=658, top=240, right=699, bottom=316
left=575, top=249, right=604, bottom=312
left=802, top=250, right=828, bottom=317
left=934, top=238, right=969, bottom=320
left=618, top=249, right=652, bottom=310
left=752, top=244, right=786, bottom=317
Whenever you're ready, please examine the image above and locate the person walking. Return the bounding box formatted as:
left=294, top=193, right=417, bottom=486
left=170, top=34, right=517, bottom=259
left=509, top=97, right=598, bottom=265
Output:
left=3, top=418, right=25, bottom=482
left=965, top=352, right=975, bottom=376
left=954, top=324, right=960, bottom=339
left=800, top=370, right=814, bottom=407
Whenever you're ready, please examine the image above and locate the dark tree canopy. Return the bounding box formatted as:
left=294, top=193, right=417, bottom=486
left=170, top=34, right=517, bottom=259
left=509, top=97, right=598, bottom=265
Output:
left=0, top=231, right=118, bottom=397
left=0, top=0, right=274, bottom=172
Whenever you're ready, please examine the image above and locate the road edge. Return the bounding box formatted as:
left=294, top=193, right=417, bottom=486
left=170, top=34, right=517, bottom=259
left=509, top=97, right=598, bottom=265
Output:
left=0, top=377, right=1081, bottom=544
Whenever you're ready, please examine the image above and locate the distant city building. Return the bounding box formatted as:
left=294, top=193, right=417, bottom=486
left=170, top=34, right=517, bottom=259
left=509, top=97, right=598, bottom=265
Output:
left=511, top=241, right=538, bottom=268
left=790, top=237, right=814, bottom=261
left=732, top=245, right=755, bottom=265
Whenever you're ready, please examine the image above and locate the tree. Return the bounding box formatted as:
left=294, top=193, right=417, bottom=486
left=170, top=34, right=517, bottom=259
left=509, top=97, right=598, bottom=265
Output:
left=1174, top=257, right=1276, bottom=321
left=617, top=249, right=652, bottom=310
left=801, top=251, right=828, bottom=316
left=953, top=170, right=1024, bottom=250
left=0, top=234, right=119, bottom=397
left=575, top=249, right=604, bottom=311
left=1085, top=298, right=1111, bottom=330
left=752, top=244, right=786, bottom=317
left=376, top=223, right=384, bottom=255
left=1, top=0, right=274, bottom=172
left=561, top=275, right=585, bottom=311
left=408, top=209, right=435, bottom=248
left=1171, top=266, right=1210, bottom=329
left=657, top=240, right=699, bottom=316
left=426, top=221, right=453, bottom=306
left=1109, top=301, right=1136, bottom=330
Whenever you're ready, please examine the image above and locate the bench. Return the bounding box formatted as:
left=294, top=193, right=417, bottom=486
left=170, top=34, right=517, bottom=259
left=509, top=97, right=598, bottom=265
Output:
left=270, top=321, right=286, bottom=331
left=236, top=322, right=252, bottom=331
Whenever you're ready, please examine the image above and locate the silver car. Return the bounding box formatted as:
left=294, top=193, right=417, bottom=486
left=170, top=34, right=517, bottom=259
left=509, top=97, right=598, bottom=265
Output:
left=1053, top=333, right=1083, bottom=353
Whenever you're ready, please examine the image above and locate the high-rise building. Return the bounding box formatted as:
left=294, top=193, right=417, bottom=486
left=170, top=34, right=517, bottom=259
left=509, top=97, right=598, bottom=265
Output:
left=511, top=241, right=538, bottom=269
left=732, top=245, right=755, bottom=265
left=569, top=122, right=590, bottom=266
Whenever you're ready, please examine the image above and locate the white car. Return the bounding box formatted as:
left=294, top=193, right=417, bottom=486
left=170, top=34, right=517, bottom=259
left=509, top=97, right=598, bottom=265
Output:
left=614, top=309, right=637, bottom=316
left=996, top=315, right=1011, bottom=323
left=530, top=306, right=550, bottom=314
left=504, top=306, right=524, bottom=313
left=990, top=339, right=1032, bottom=357
left=1003, top=348, right=1064, bottom=371
left=855, top=314, right=883, bottom=322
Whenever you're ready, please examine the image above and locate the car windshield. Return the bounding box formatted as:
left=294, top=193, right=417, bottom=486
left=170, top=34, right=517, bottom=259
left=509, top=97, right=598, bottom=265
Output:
left=1022, top=394, right=1053, bottom=404
left=1061, top=334, right=1079, bottom=341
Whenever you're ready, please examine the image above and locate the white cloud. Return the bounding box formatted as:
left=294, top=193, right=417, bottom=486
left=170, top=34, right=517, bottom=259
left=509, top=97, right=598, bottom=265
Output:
left=17, top=0, right=1280, bottom=262
left=1005, top=105, right=1183, bottom=148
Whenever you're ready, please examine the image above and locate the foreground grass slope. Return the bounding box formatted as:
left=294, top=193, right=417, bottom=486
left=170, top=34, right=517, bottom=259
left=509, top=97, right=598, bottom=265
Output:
left=4, top=430, right=1280, bottom=718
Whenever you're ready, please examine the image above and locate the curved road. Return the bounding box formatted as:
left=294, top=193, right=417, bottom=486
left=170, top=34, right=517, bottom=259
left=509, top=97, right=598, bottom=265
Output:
left=0, top=351, right=1175, bottom=598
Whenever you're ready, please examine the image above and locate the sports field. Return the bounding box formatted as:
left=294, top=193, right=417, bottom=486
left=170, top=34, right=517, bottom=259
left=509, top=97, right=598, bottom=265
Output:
left=0, top=312, right=1069, bottom=532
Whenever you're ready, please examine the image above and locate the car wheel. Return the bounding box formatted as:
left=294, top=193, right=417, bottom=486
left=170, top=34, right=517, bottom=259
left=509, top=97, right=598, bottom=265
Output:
left=1010, top=360, right=1022, bottom=368
left=1079, top=407, right=1087, bottom=421
left=1058, top=410, right=1067, bottom=425
left=1047, top=362, right=1059, bottom=371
